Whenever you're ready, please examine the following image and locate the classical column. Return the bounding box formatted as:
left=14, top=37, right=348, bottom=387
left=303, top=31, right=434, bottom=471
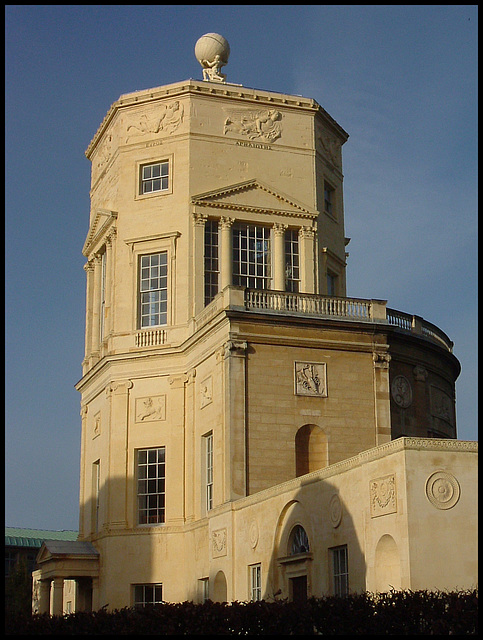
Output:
left=220, top=340, right=248, bottom=501
left=51, top=577, right=64, bottom=616
left=168, top=373, right=189, bottom=524
left=373, top=351, right=392, bottom=446
left=273, top=223, right=287, bottom=291
left=106, top=380, right=132, bottom=529
left=103, top=233, right=114, bottom=339
left=91, top=577, right=100, bottom=611
left=299, top=226, right=315, bottom=294
left=91, top=253, right=102, bottom=354
left=193, top=212, right=208, bottom=316
left=33, top=576, right=51, bottom=614
left=83, top=260, right=94, bottom=364
left=220, top=217, right=234, bottom=289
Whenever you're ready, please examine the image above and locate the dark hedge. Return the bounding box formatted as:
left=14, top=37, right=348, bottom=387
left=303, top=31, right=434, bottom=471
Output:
left=5, top=589, right=478, bottom=635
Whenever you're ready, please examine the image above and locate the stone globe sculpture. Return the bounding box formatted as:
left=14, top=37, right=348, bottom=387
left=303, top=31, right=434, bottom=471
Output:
left=195, top=33, right=230, bottom=83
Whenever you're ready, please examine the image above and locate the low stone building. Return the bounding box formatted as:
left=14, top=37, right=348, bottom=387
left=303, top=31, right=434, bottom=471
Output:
left=32, top=34, right=477, bottom=613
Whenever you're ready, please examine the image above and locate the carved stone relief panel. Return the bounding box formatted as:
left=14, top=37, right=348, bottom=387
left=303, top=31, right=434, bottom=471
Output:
left=135, top=395, right=166, bottom=422
left=294, top=361, right=327, bottom=397
left=430, top=386, right=454, bottom=426
left=425, top=471, right=460, bottom=510
left=125, top=100, right=184, bottom=143
left=211, top=528, right=227, bottom=558
left=329, top=494, right=342, bottom=528
left=223, top=108, right=283, bottom=143
left=391, top=375, right=412, bottom=408
left=93, top=412, right=101, bottom=439
left=200, top=376, right=213, bottom=409
left=370, top=474, right=397, bottom=518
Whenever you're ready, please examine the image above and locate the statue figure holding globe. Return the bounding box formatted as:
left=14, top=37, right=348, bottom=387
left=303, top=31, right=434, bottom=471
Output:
left=195, top=33, right=230, bottom=83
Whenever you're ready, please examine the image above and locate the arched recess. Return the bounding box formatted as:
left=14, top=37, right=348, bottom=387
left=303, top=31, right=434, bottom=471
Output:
left=295, top=424, right=328, bottom=477
left=212, top=570, right=227, bottom=602
left=374, top=534, right=401, bottom=592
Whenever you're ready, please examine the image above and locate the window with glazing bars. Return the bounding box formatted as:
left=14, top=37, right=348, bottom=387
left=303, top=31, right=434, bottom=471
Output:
left=140, top=162, right=169, bottom=194
left=250, top=564, right=262, bottom=601
left=139, top=252, right=168, bottom=327
left=137, top=447, right=165, bottom=525
left=133, top=584, right=163, bottom=608
left=205, top=433, right=213, bottom=511
left=204, top=220, right=219, bottom=305
left=232, top=224, right=271, bottom=289
left=285, top=229, right=300, bottom=292
left=331, top=545, right=349, bottom=596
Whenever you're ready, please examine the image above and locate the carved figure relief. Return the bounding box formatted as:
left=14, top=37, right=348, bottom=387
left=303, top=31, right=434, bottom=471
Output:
left=317, top=133, right=341, bottom=169
left=135, top=395, right=166, bottom=422
left=391, top=375, right=412, bottom=408
left=126, top=100, right=184, bottom=142
left=200, top=376, right=213, bottom=409
left=370, top=474, right=397, bottom=518
left=224, top=109, right=282, bottom=143
left=93, top=412, right=101, bottom=438
left=425, top=471, right=460, bottom=510
left=248, top=519, right=259, bottom=549
left=212, top=528, right=227, bottom=557
left=295, top=361, right=327, bottom=397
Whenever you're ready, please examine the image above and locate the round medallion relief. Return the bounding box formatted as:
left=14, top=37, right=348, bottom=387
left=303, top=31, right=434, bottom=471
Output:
left=329, top=494, right=342, bottom=528
left=391, top=375, right=412, bottom=408
left=248, top=519, right=259, bottom=548
left=425, top=471, right=460, bottom=510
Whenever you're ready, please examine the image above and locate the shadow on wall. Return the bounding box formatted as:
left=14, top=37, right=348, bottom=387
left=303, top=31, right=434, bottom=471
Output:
left=262, top=478, right=366, bottom=602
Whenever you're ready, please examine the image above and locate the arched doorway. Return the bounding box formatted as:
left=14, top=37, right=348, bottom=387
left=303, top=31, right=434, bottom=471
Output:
left=295, top=424, right=328, bottom=476
left=212, top=570, right=227, bottom=602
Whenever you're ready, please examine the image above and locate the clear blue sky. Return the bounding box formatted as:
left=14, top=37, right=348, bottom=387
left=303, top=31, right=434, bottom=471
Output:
left=5, top=5, right=478, bottom=531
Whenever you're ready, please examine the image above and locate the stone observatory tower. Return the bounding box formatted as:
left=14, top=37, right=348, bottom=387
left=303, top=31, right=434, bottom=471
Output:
left=31, top=33, right=476, bottom=614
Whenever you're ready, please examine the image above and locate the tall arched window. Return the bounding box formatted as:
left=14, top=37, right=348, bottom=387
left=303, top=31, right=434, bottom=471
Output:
left=295, top=424, right=328, bottom=477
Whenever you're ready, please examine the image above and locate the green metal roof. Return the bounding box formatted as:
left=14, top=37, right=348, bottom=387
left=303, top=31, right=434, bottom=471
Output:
left=5, top=527, right=79, bottom=549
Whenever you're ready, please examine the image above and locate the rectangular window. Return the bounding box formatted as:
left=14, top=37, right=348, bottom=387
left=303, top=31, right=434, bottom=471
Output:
left=232, top=224, right=271, bottom=289
left=327, top=271, right=337, bottom=297
left=205, top=433, right=213, bottom=511
left=133, top=584, right=163, bottom=608
left=285, top=229, right=300, bottom=292
left=137, top=447, right=166, bottom=525
left=204, top=220, right=219, bottom=305
left=139, top=252, right=168, bottom=327
left=324, top=182, right=335, bottom=217
left=250, top=564, right=262, bottom=601
left=140, top=162, right=169, bottom=195
left=330, top=545, right=349, bottom=596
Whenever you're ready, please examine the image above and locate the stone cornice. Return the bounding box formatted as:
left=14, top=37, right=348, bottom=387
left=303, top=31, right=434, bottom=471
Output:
left=82, top=209, right=118, bottom=257
left=85, top=79, right=348, bottom=158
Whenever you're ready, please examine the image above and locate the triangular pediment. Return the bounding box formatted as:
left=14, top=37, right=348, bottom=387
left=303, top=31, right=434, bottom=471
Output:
left=191, top=179, right=317, bottom=219
left=82, top=209, right=118, bottom=257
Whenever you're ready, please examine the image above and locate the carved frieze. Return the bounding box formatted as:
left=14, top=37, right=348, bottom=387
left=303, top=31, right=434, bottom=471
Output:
left=223, top=108, right=282, bottom=143
left=294, top=361, right=327, bottom=397
left=125, top=100, right=184, bottom=142
left=135, top=395, right=166, bottom=422
left=370, top=474, right=397, bottom=518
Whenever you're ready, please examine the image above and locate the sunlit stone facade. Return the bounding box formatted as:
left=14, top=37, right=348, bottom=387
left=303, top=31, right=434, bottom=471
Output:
left=32, top=61, right=477, bottom=613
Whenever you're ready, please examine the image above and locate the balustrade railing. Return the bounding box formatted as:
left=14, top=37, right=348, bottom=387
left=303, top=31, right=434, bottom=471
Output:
left=243, top=289, right=453, bottom=352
